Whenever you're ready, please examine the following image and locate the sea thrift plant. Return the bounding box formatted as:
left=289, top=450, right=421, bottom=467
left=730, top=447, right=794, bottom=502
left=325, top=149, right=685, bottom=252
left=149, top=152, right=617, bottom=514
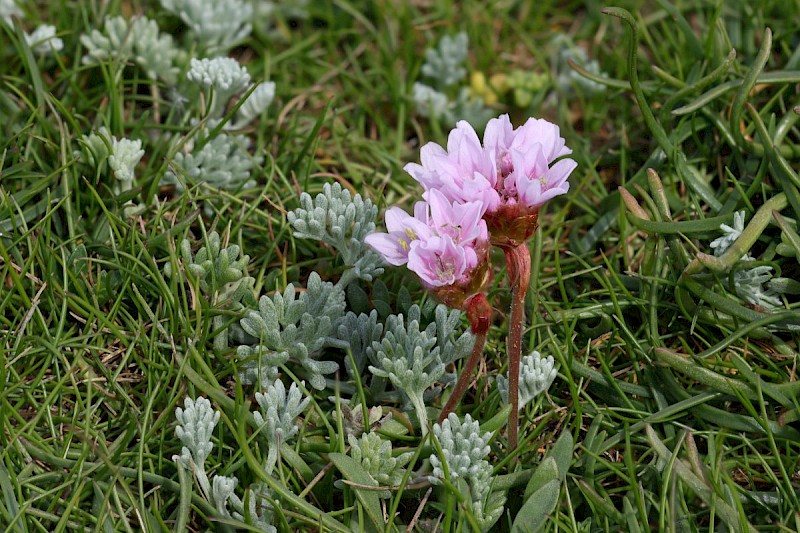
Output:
left=364, top=188, right=490, bottom=297
left=368, top=113, right=576, bottom=448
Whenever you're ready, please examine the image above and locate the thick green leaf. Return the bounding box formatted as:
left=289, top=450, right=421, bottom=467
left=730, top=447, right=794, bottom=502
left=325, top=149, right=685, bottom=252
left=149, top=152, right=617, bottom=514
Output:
left=523, top=457, right=559, bottom=500
left=328, top=453, right=384, bottom=532
left=480, top=404, right=512, bottom=434
left=545, top=430, right=574, bottom=482
left=511, top=479, right=560, bottom=533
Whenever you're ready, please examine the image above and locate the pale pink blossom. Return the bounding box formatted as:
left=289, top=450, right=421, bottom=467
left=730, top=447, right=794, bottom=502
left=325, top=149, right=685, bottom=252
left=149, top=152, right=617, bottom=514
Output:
left=407, top=235, right=469, bottom=287
left=404, top=122, right=501, bottom=211
left=365, top=190, right=488, bottom=287
left=406, top=114, right=575, bottom=212
left=487, top=115, right=575, bottom=208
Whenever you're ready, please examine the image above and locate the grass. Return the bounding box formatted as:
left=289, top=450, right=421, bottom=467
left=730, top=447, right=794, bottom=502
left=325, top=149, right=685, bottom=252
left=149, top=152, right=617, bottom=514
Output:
left=2, top=0, right=800, bottom=531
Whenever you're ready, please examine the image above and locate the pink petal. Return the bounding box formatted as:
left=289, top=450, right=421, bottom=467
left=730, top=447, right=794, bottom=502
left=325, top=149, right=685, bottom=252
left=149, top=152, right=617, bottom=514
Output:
left=483, top=114, right=515, bottom=151
left=365, top=232, right=410, bottom=266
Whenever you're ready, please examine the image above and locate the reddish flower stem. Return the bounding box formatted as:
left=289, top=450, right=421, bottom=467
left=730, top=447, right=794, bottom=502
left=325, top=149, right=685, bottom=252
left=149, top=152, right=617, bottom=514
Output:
left=503, top=243, right=531, bottom=450
left=437, top=292, right=492, bottom=423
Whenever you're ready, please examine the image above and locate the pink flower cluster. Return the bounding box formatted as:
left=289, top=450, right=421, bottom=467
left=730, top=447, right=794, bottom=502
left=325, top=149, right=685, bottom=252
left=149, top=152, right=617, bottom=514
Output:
left=366, top=114, right=576, bottom=293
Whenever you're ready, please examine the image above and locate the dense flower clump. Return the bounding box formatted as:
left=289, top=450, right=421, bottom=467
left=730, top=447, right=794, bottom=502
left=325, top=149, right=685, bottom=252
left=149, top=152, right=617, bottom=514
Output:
left=367, top=113, right=576, bottom=293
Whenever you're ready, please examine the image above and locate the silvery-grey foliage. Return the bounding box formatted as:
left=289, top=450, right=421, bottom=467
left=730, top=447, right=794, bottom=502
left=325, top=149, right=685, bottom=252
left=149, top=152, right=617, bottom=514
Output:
left=187, top=57, right=251, bottom=115
left=164, top=231, right=254, bottom=350
left=237, top=272, right=345, bottom=390
left=338, top=310, right=384, bottom=379
left=81, top=16, right=182, bottom=83
left=235, top=82, right=277, bottom=127
left=497, top=351, right=557, bottom=410
left=165, top=231, right=252, bottom=301
left=76, top=127, right=112, bottom=168
left=421, top=32, right=469, bottom=88
left=288, top=182, right=384, bottom=284
left=710, top=210, right=746, bottom=257
left=173, top=397, right=219, bottom=498
left=25, top=25, right=63, bottom=54
left=246, top=482, right=277, bottom=532
left=708, top=211, right=785, bottom=309
left=188, top=57, right=251, bottom=93
left=1, top=0, right=21, bottom=24
left=412, top=83, right=450, bottom=119
left=160, top=0, right=252, bottom=52
left=430, top=413, right=503, bottom=531
left=450, top=87, right=494, bottom=129
left=211, top=475, right=240, bottom=517
left=348, top=431, right=413, bottom=498
left=163, top=127, right=262, bottom=195
left=76, top=128, right=144, bottom=213
left=552, top=34, right=607, bottom=95
left=253, top=379, right=311, bottom=474
left=108, top=137, right=144, bottom=187
left=173, top=397, right=277, bottom=531
left=732, top=262, right=783, bottom=309
left=368, top=305, right=444, bottom=435
left=433, top=304, right=475, bottom=367
left=467, top=461, right=506, bottom=531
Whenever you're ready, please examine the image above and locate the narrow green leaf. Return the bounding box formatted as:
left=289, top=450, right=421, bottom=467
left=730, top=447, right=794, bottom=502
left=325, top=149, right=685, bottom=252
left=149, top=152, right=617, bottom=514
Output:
left=623, top=494, right=644, bottom=533
left=0, top=462, right=26, bottom=533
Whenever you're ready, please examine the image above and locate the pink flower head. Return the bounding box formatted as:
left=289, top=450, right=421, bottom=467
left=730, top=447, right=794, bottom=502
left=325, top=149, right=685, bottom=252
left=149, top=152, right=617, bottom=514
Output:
left=404, top=122, right=501, bottom=211
left=406, top=114, right=576, bottom=213
left=407, top=235, right=468, bottom=287
left=365, top=190, right=489, bottom=289
left=363, top=203, right=431, bottom=266
left=485, top=115, right=576, bottom=209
